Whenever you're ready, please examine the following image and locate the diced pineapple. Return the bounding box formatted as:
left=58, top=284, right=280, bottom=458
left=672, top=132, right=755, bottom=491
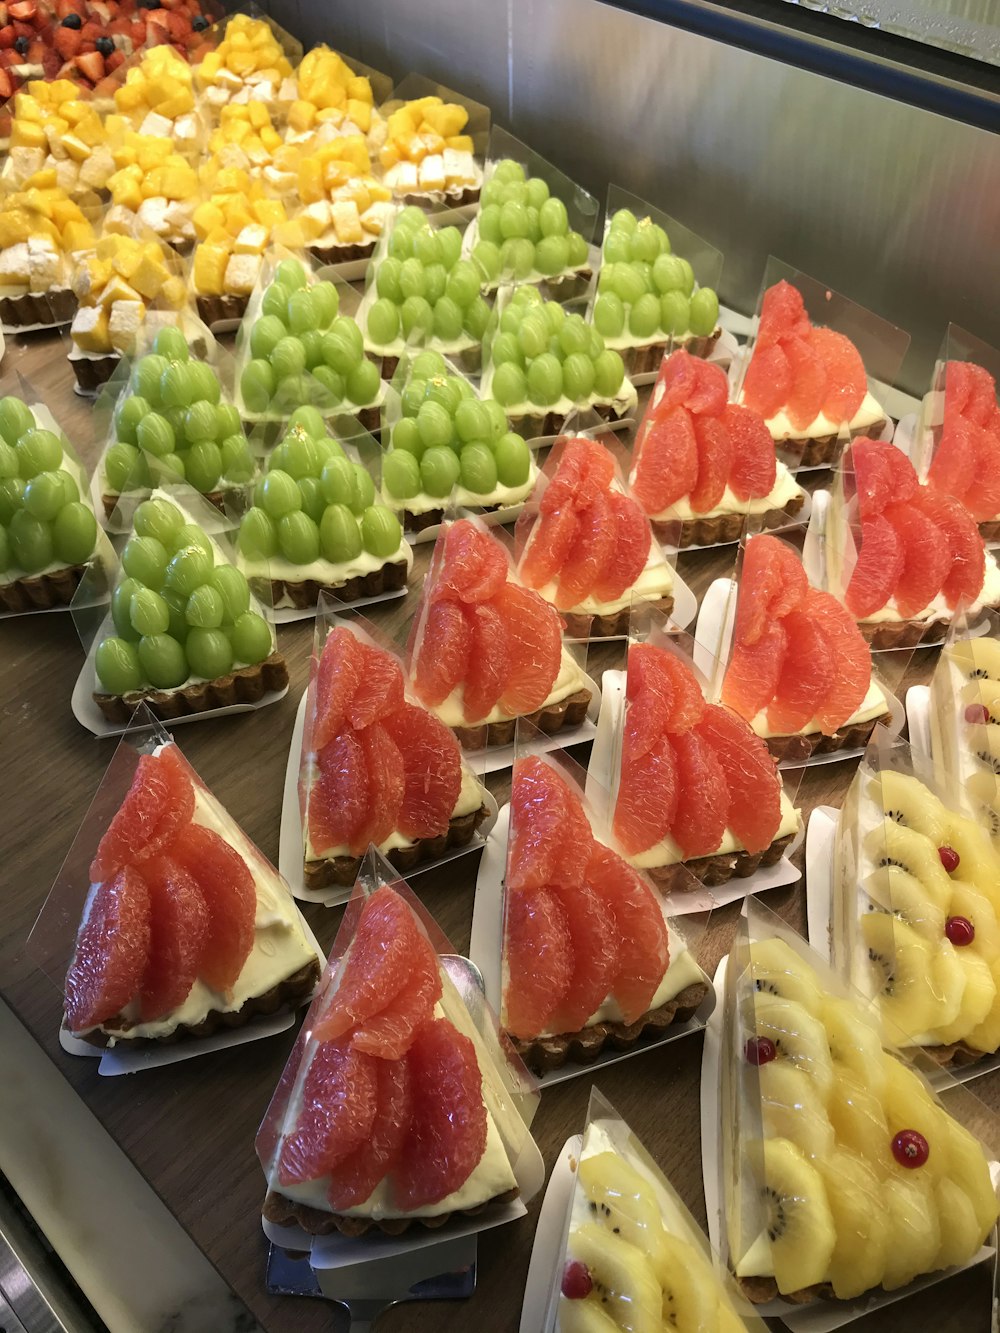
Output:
left=10, top=121, right=46, bottom=151
left=331, top=199, right=363, bottom=245
left=99, top=274, right=141, bottom=308
left=193, top=200, right=225, bottom=240
left=160, top=275, right=186, bottom=310
left=70, top=304, right=111, bottom=353
left=130, top=252, right=168, bottom=301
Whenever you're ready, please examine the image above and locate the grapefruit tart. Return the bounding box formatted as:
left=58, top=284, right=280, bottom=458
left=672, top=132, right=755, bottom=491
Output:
left=260, top=884, right=525, bottom=1236
left=739, top=279, right=887, bottom=468
left=719, top=533, right=890, bottom=758
left=501, top=755, right=710, bottom=1074
left=409, top=518, right=592, bottom=750
left=631, top=350, right=805, bottom=547
left=63, top=741, right=320, bottom=1047
left=922, top=359, right=1000, bottom=542
left=301, top=625, right=492, bottom=889
left=516, top=435, right=674, bottom=638
left=612, top=643, right=800, bottom=890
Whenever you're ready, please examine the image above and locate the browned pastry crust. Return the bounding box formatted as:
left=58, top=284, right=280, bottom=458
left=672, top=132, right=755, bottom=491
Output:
left=102, top=489, right=228, bottom=519
left=254, top=557, right=409, bottom=612
left=71, top=958, right=322, bottom=1048
left=979, top=519, right=1000, bottom=542
left=70, top=353, right=121, bottom=394
left=655, top=492, right=806, bottom=549
left=195, top=292, right=249, bottom=329
left=641, top=833, right=795, bottom=893
left=452, top=686, right=592, bottom=751
left=303, top=804, right=491, bottom=890
left=619, top=328, right=722, bottom=379
left=504, top=398, right=632, bottom=442
left=561, top=597, right=674, bottom=641
left=400, top=501, right=515, bottom=535
left=763, top=712, right=890, bottom=762
left=308, top=238, right=378, bottom=267
left=910, top=1039, right=992, bottom=1070
left=738, top=1275, right=828, bottom=1305
left=377, top=345, right=482, bottom=383
left=92, top=650, right=289, bottom=722
left=776, top=417, right=888, bottom=469
left=859, top=617, right=951, bottom=650
left=0, top=563, right=86, bottom=613
left=262, top=1185, right=519, bottom=1238
left=509, top=981, right=710, bottom=1075
left=396, top=185, right=481, bottom=210
left=0, top=286, right=76, bottom=329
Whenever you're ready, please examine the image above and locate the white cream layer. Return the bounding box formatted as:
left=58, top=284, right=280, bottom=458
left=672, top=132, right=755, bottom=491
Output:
left=758, top=389, right=885, bottom=442
left=478, top=373, right=639, bottom=426
left=628, top=790, right=800, bottom=870
left=238, top=537, right=413, bottom=605
left=646, top=463, right=804, bottom=524
left=539, top=946, right=706, bottom=1038
left=531, top=532, right=673, bottom=617
left=859, top=550, right=1000, bottom=625
left=433, top=646, right=586, bottom=728
left=748, top=677, right=888, bottom=741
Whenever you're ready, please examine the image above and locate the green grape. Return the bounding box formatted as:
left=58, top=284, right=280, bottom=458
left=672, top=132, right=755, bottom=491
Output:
left=415, top=399, right=451, bottom=450
left=238, top=506, right=277, bottom=559
left=282, top=432, right=321, bottom=481
left=184, top=400, right=219, bottom=444
left=629, top=223, right=660, bottom=264
left=495, top=432, right=531, bottom=487
left=186, top=627, right=233, bottom=679
left=437, top=226, right=462, bottom=268
left=463, top=295, right=491, bottom=340
left=536, top=235, right=568, bottom=277
left=0, top=525, right=7, bottom=571
left=609, top=264, right=646, bottom=307
left=95, top=637, right=143, bottom=694
left=277, top=510, right=320, bottom=562
left=493, top=159, right=525, bottom=185
left=459, top=442, right=498, bottom=493
left=134, top=354, right=169, bottom=406
left=566, top=232, right=589, bottom=267
left=261, top=282, right=288, bottom=321
left=401, top=296, right=434, bottom=340
left=375, top=256, right=404, bottom=303
left=477, top=203, right=503, bottom=246
left=499, top=306, right=523, bottom=337
left=392, top=417, right=423, bottom=458
left=689, top=287, right=720, bottom=336
left=518, top=313, right=549, bottom=360
left=271, top=336, right=307, bottom=381
left=112, top=576, right=143, bottom=639
left=314, top=434, right=346, bottom=465
left=277, top=373, right=316, bottom=412
left=311, top=280, right=341, bottom=328
left=388, top=226, right=414, bottom=261
left=526, top=176, right=549, bottom=210
left=472, top=240, right=501, bottom=284
left=286, top=289, right=318, bottom=336
left=0, top=396, right=34, bottom=446
left=423, top=263, right=447, bottom=306
left=563, top=352, right=596, bottom=401
left=221, top=435, right=254, bottom=483
left=319, top=502, right=362, bottom=561
left=192, top=362, right=221, bottom=404
left=134, top=498, right=183, bottom=546
left=211, top=564, right=250, bottom=622
left=660, top=291, right=691, bottom=335
left=499, top=200, right=529, bottom=241
left=346, top=359, right=380, bottom=407
left=130, top=586, right=169, bottom=636
left=537, top=196, right=568, bottom=238
left=122, top=534, right=167, bottom=589
left=413, top=228, right=441, bottom=267
left=161, top=452, right=186, bottom=481
left=0, top=441, right=17, bottom=477
left=445, top=260, right=480, bottom=309
left=610, top=208, right=637, bottom=234
left=288, top=406, right=325, bottom=437
left=499, top=237, right=534, bottom=280
left=135, top=413, right=174, bottom=458
left=185, top=584, right=224, bottom=629
left=432, top=295, right=463, bottom=342
left=249, top=314, right=287, bottom=363
left=115, top=395, right=150, bottom=445
left=593, top=292, right=625, bottom=339
left=401, top=379, right=426, bottom=418
left=649, top=223, right=671, bottom=255
left=259, top=470, right=302, bottom=518
left=172, top=523, right=212, bottom=558
left=305, top=335, right=327, bottom=377
left=165, top=406, right=188, bottom=444
left=455, top=398, right=492, bottom=444
left=652, top=254, right=686, bottom=294
left=542, top=302, right=565, bottom=335
left=276, top=258, right=307, bottom=290
left=350, top=465, right=375, bottom=516
left=153, top=327, right=188, bottom=362
left=186, top=441, right=223, bottom=494
left=597, top=263, right=617, bottom=295
left=160, top=362, right=198, bottom=410
left=104, top=443, right=141, bottom=493
left=593, top=348, right=625, bottom=397
left=490, top=332, right=523, bottom=368
left=383, top=449, right=421, bottom=499
left=23, top=470, right=68, bottom=521
left=160, top=587, right=188, bottom=642
left=227, top=611, right=269, bottom=665
left=312, top=365, right=345, bottom=405
left=674, top=257, right=695, bottom=297
left=164, top=544, right=212, bottom=596
left=492, top=362, right=527, bottom=407
left=6, top=509, right=50, bottom=570
left=268, top=441, right=290, bottom=475
left=527, top=352, right=563, bottom=406
left=410, top=351, right=446, bottom=379
left=424, top=375, right=462, bottom=415
left=630, top=292, right=661, bottom=339
left=398, top=256, right=426, bottom=302
left=17, top=429, right=62, bottom=478
left=137, top=633, right=188, bottom=687
left=321, top=456, right=355, bottom=505
left=360, top=506, right=402, bottom=558
left=602, top=230, right=632, bottom=266
left=587, top=326, right=604, bottom=360
left=52, top=501, right=97, bottom=564
left=368, top=297, right=401, bottom=346
left=0, top=476, right=25, bottom=523
left=482, top=399, right=508, bottom=439
left=420, top=445, right=460, bottom=498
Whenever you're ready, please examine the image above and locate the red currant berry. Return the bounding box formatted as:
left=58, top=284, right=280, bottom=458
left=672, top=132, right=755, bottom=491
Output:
left=744, top=1036, right=777, bottom=1066
left=891, top=1129, right=929, bottom=1169
left=561, top=1260, right=593, bottom=1299
left=938, top=845, right=960, bottom=872
left=946, top=915, right=976, bottom=947
left=965, top=703, right=990, bottom=724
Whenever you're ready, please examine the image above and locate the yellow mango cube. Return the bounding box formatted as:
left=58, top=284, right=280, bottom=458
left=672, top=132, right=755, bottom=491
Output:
left=345, top=99, right=371, bottom=133
left=252, top=198, right=285, bottom=228
left=71, top=305, right=111, bottom=353
left=346, top=75, right=372, bottom=103
left=160, top=164, right=197, bottom=201
left=193, top=244, right=229, bottom=296
left=10, top=121, right=46, bottom=151
left=130, top=252, right=168, bottom=300
left=197, top=50, right=221, bottom=80
left=161, top=275, right=186, bottom=309
left=272, top=219, right=304, bottom=248
left=192, top=201, right=225, bottom=240
left=99, top=274, right=141, bottom=308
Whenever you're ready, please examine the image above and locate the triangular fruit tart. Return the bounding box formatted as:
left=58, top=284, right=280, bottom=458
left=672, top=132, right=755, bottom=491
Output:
left=719, top=531, right=891, bottom=759
left=836, top=437, right=1000, bottom=651
left=611, top=638, right=800, bottom=891
left=739, top=279, right=888, bottom=468
left=835, top=743, right=1000, bottom=1067
left=259, top=875, right=533, bottom=1236
left=630, top=349, right=805, bottom=548
left=300, top=618, right=493, bottom=891
left=723, top=907, right=999, bottom=1307
left=93, top=489, right=288, bottom=724
left=501, top=751, right=711, bottom=1074
left=515, top=434, right=674, bottom=639
left=932, top=628, right=1000, bottom=832
left=63, top=738, right=321, bottom=1048
left=408, top=517, right=592, bottom=749
left=923, top=357, right=1000, bottom=542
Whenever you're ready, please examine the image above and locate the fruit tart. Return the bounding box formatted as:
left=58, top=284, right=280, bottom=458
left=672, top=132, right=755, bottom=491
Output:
left=236, top=409, right=410, bottom=611
left=377, top=89, right=482, bottom=207
left=931, top=629, right=1000, bottom=837
left=0, top=392, right=100, bottom=612
left=285, top=133, right=393, bottom=267
left=723, top=926, right=999, bottom=1306
left=284, top=44, right=384, bottom=147
left=408, top=518, right=592, bottom=750
left=381, top=349, right=537, bottom=535
left=192, top=13, right=298, bottom=119
left=835, top=436, right=1000, bottom=649
left=610, top=641, right=800, bottom=891
left=921, top=356, right=1000, bottom=542
left=718, top=532, right=891, bottom=759
left=92, top=491, right=287, bottom=723
left=62, top=738, right=321, bottom=1048
left=4, top=79, right=115, bottom=199
left=107, top=45, right=202, bottom=149
left=0, top=174, right=95, bottom=327
left=739, top=278, right=889, bottom=468
left=260, top=881, right=531, bottom=1236
left=516, top=435, right=675, bottom=638
left=300, top=622, right=491, bottom=890
left=500, top=754, right=711, bottom=1074
left=631, top=350, right=805, bottom=547
left=102, top=130, right=199, bottom=253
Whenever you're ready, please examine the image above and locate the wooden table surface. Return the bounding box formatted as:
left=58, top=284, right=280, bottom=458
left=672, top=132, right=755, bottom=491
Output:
left=1, top=326, right=997, bottom=1332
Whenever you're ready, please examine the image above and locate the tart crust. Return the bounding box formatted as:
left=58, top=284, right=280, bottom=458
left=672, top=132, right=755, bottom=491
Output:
left=776, top=417, right=887, bottom=469
left=92, top=650, right=289, bottom=722
left=398, top=501, right=514, bottom=535
left=102, top=489, right=228, bottom=519
left=262, top=1184, right=519, bottom=1238
left=654, top=492, right=806, bottom=549
left=0, top=562, right=87, bottom=613
left=737, top=1275, right=831, bottom=1306
left=509, top=981, right=710, bottom=1075
left=308, top=238, right=378, bottom=267
left=255, top=557, right=409, bottom=612
left=618, top=327, right=722, bottom=378
left=858, top=617, right=955, bottom=650
left=641, top=832, right=795, bottom=893
left=763, top=712, right=890, bottom=762
left=0, top=286, right=76, bottom=329
left=304, top=804, right=491, bottom=891
left=376, top=346, right=482, bottom=384
left=561, top=596, right=674, bottom=641
left=195, top=292, right=249, bottom=330
left=451, top=686, right=592, bottom=751
left=238, top=403, right=382, bottom=437
left=504, top=398, right=631, bottom=442
left=979, top=519, right=1000, bottom=542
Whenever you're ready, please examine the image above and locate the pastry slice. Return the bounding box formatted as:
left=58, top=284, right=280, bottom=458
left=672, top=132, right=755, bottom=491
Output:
left=630, top=349, right=805, bottom=547
left=837, top=436, right=1000, bottom=649
left=739, top=279, right=887, bottom=468
left=720, top=532, right=890, bottom=758
left=260, top=883, right=524, bottom=1235
left=501, top=754, right=710, bottom=1074
left=517, top=435, right=674, bottom=638
left=193, top=14, right=297, bottom=116
left=301, top=624, right=492, bottom=889
left=408, top=517, right=592, bottom=750
left=612, top=642, right=800, bottom=890
left=63, top=740, right=321, bottom=1047
left=286, top=44, right=380, bottom=148
left=924, top=358, right=1000, bottom=541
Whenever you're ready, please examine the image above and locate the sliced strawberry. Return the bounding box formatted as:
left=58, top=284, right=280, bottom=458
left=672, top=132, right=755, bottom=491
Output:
left=54, top=25, right=82, bottom=57
left=74, top=48, right=104, bottom=80
left=105, top=48, right=124, bottom=68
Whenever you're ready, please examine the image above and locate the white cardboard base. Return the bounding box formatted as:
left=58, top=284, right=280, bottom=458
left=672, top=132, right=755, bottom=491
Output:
left=518, top=1135, right=580, bottom=1333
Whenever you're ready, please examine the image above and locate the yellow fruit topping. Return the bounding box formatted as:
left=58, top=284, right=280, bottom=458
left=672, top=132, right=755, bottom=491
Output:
left=194, top=14, right=293, bottom=88
left=69, top=234, right=181, bottom=356
left=114, top=46, right=196, bottom=123
left=295, top=45, right=372, bottom=117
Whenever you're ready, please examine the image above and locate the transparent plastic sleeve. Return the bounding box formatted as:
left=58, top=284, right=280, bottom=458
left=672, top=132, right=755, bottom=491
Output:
left=376, top=73, right=489, bottom=211
left=929, top=606, right=1000, bottom=834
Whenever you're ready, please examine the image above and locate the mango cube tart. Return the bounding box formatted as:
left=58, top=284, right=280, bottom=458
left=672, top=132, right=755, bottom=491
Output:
left=377, top=95, right=479, bottom=203
left=194, top=13, right=296, bottom=114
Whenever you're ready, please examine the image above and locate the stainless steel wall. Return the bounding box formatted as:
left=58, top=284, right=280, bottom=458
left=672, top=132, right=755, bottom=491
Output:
left=273, top=0, right=1000, bottom=392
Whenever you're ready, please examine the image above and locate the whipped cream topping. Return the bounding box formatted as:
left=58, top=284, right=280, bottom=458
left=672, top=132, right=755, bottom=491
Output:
left=237, top=537, right=413, bottom=606
left=627, top=790, right=800, bottom=871
left=530, top=532, right=673, bottom=617
left=647, top=464, right=804, bottom=524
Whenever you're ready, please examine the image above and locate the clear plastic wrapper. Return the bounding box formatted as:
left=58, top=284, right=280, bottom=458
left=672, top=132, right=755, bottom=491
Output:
left=732, top=258, right=909, bottom=472
left=526, top=1086, right=767, bottom=1333
left=376, top=73, right=489, bottom=211
left=714, top=896, right=1000, bottom=1326
left=255, top=849, right=542, bottom=1252
left=2, top=85, right=115, bottom=201
left=25, top=710, right=323, bottom=1073
left=0, top=185, right=101, bottom=333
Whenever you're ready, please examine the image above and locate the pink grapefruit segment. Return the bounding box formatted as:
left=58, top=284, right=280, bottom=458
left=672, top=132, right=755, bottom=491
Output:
left=765, top=607, right=835, bottom=736
left=802, top=588, right=872, bottom=734
left=326, top=1059, right=412, bottom=1213
left=883, top=502, right=949, bottom=619
left=437, top=520, right=508, bottom=604
left=844, top=513, right=904, bottom=619
left=138, top=856, right=209, bottom=1022
left=382, top=704, right=462, bottom=840
left=494, top=583, right=562, bottom=715
left=90, top=746, right=195, bottom=883
left=508, top=756, right=593, bottom=892
left=591, top=491, right=650, bottom=603
left=733, top=535, right=808, bottom=646
left=519, top=507, right=579, bottom=589
left=502, top=884, right=573, bottom=1040
left=631, top=405, right=698, bottom=514
left=313, top=628, right=365, bottom=751
left=463, top=603, right=509, bottom=722
left=695, top=705, right=781, bottom=854
left=169, top=822, right=255, bottom=994
left=911, top=487, right=985, bottom=610
left=545, top=880, right=620, bottom=1035
left=347, top=642, right=405, bottom=731
left=412, top=599, right=472, bottom=708
left=810, top=326, right=866, bottom=424
left=64, top=865, right=152, bottom=1033
left=613, top=733, right=678, bottom=858
left=721, top=621, right=786, bottom=722
left=277, top=1038, right=378, bottom=1186
left=667, top=730, right=728, bottom=859
left=350, top=925, right=441, bottom=1060
left=555, top=488, right=615, bottom=607
left=724, top=402, right=776, bottom=501
left=586, top=843, right=669, bottom=1025
left=355, top=723, right=406, bottom=851
left=309, top=731, right=370, bottom=857
left=690, top=415, right=733, bottom=514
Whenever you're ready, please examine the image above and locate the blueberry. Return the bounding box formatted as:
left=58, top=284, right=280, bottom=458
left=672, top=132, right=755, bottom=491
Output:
left=192, top=14, right=207, bottom=29
left=143, top=0, right=160, bottom=8
left=96, top=35, right=113, bottom=54
left=13, top=35, right=28, bottom=53
left=61, top=12, right=82, bottom=26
